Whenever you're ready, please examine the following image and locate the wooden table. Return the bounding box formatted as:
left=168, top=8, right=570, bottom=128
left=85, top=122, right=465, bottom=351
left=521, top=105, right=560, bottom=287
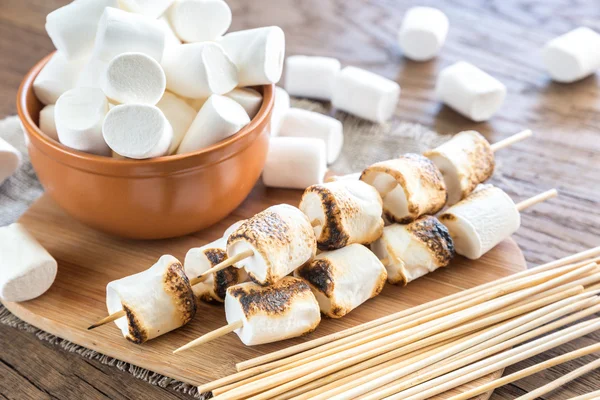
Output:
left=0, top=0, right=598, bottom=398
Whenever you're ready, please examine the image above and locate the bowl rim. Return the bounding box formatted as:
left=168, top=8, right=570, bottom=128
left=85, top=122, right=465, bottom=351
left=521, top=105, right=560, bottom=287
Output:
left=17, top=52, right=274, bottom=175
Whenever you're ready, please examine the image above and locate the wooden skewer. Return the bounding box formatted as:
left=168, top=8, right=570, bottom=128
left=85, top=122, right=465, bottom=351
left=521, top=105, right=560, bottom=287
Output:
left=516, top=188, right=558, bottom=212
left=567, top=390, right=600, bottom=400
left=87, top=310, right=125, bottom=330
left=490, top=129, right=533, bottom=152
left=189, top=249, right=254, bottom=285
left=173, top=320, right=243, bottom=354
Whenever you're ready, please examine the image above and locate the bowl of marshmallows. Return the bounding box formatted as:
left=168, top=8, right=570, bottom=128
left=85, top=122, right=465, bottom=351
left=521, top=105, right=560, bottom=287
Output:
left=17, top=0, right=284, bottom=239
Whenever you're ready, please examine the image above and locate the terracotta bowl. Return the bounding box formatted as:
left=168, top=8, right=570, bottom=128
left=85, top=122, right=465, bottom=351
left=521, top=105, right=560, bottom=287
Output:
left=17, top=53, right=272, bottom=239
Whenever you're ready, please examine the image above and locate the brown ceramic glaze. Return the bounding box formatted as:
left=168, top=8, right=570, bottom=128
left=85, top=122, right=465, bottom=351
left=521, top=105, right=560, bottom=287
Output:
left=17, top=53, right=273, bottom=239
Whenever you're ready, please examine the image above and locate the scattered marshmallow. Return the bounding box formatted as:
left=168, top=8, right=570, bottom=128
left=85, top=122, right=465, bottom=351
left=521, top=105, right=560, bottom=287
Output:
left=0, top=138, right=21, bottom=186
left=101, top=52, right=166, bottom=105
left=156, top=92, right=196, bottom=154
left=55, top=87, right=111, bottom=156
left=332, top=66, right=401, bottom=123
left=39, top=105, right=59, bottom=141
left=435, top=61, right=506, bottom=122
left=271, top=86, right=290, bottom=136
left=398, top=7, right=449, bottom=61
left=162, top=42, right=238, bottom=99
left=542, top=27, right=600, bottom=83
left=225, top=88, right=263, bottom=119
left=33, top=52, right=86, bottom=105
left=262, top=137, right=327, bottom=189
left=168, top=0, right=232, bottom=43
left=103, top=104, right=173, bottom=159
left=119, top=0, right=175, bottom=18
left=45, top=0, right=119, bottom=60
left=219, top=26, right=285, bottom=86
left=177, top=95, right=250, bottom=154
left=77, top=57, right=108, bottom=89
left=0, top=224, right=57, bottom=302
left=278, top=108, right=343, bottom=164
left=284, top=55, right=340, bottom=100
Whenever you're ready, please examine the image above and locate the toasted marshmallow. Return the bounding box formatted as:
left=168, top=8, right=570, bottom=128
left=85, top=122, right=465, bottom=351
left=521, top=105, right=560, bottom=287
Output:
left=156, top=92, right=196, bottom=154
left=284, top=55, right=341, bottom=100
left=34, top=52, right=86, bottom=105
left=271, top=86, right=290, bottom=136
left=225, top=88, right=263, bottom=119
left=119, top=0, right=175, bottom=18
left=223, top=220, right=246, bottom=239
left=325, top=172, right=361, bottom=183
left=225, top=277, right=321, bottom=345
left=542, top=27, right=600, bottom=83
left=398, top=7, right=449, bottom=61
left=39, top=105, right=59, bottom=141
left=168, top=0, right=232, bottom=43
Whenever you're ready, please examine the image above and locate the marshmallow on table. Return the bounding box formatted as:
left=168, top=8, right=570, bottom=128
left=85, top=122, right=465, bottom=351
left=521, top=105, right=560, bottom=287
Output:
left=284, top=55, right=341, bottom=100
left=262, top=137, right=327, bottom=189
left=103, top=104, right=173, bottom=159
left=45, top=0, right=119, bottom=60
left=177, top=95, right=250, bottom=154
left=542, top=27, right=600, bottom=83
left=0, top=224, right=57, bottom=302
left=332, top=66, right=401, bottom=123
left=225, top=88, right=263, bottom=119
left=162, top=42, right=238, bottom=99
left=55, top=87, right=111, bottom=156
left=219, top=26, right=285, bottom=86
left=101, top=52, right=166, bottom=105
left=398, top=7, right=449, bottom=62
left=271, top=86, right=290, bottom=136
left=39, top=105, right=59, bottom=141
left=436, top=61, right=506, bottom=122
left=119, top=0, right=175, bottom=18
left=0, top=138, right=21, bottom=186
left=168, top=0, right=232, bottom=43
left=34, top=52, right=86, bottom=105
left=156, top=92, right=196, bottom=154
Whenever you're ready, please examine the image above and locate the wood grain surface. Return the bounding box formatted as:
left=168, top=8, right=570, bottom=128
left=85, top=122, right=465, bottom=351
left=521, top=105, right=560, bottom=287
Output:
left=0, top=0, right=599, bottom=399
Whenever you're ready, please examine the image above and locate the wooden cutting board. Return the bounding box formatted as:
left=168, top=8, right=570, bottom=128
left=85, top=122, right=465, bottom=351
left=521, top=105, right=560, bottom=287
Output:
left=3, top=185, right=526, bottom=399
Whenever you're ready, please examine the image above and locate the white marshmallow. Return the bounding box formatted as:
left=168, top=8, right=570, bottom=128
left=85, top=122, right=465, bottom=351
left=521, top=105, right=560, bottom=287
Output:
left=45, top=0, right=119, bottom=60
left=219, top=26, right=285, bottom=86
left=278, top=108, right=343, bottom=164
left=77, top=57, right=108, bottom=89
left=55, top=87, right=110, bottom=156
left=93, top=8, right=166, bottom=63
left=157, top=16, right=181, bottom=60
left=0, top=224, right=57, bottom=302
left=332, top=66, right=400, bottom=123
left=103, top=104, right=173, bottom=159
left=33, top=52, right=86, bottom=105
left=271, top=86, right=290, bottom=136
left=0, top=138, right=21, bottom=186
left=223, top=220, right=246, bottom=239
left=156, top=92, right=196, bottom=154
left=225, top=88, right=263, bottom=119
left=162, top=42, right=238, bottom=99
left=39, top=105, right=59, bottom=141
left=284, top=55, right=341, bottom=100
left=262, top=137, right=327, bottom=190
left=325, top=172, right=361, bottom=183
left=119, top=0, right=175, bottom=18
left=398, top=7, right=449, bottom=61
left=436, top=61, right=506, bottom=122
left=542, top=27, right=600, bottom=83
left=168, top=0, right=232, bottom=43
left=177, top=95, right=249, bottom=154
left=101, top=52, right=166, bottom=105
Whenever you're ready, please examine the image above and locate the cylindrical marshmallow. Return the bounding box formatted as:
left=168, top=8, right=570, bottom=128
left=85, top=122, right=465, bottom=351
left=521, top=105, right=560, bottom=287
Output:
left=227, top=204, right=317, bottom=285
left=439, top=184, right=520, bottom=260
left=271, top=86, right=290, bottom=136
left=92, top=8, right=166, bottom=63
left=219, top=26, right=285, bottom=86
left=371, top=216, right=455, bottom=285
left=176, top=95, right=250, bottom=154
left=55, top=87, right=110, bottom=156
left=225, top=88, right=263, bottom=119
left=284, top=55, right=341, bottom=100
left=300, top=180, right=384, bottom=250
left=424, top=130, right=494, bottom=205
left=168, top=0, right=232, bottom=43
left=262, top=137, right=327, bottom=189
left=225, top=277, right=321, bottom=346
left=156, top=92, right=196, bottom=154
left=101, top=52, right=166, bottom=105
left=106, top=255, right=196, bottom=343
left=77, top=57, right=108, bottom=89
left=325, top=172, right=361, bottom=183
left=542, top=27, right=600, bottom=83
left=332, top=66, right=401, bottom=123
left=119, top=0, right=175, bottom=18
left=0, top=138, right=21, bottom=185
left=103, top=104, right=173, bottom=159
left=34, top=52, right=86, bottom=105
left=360, top=153, right=447, bottom=223
left=223, top=220, right=246, bottom=239
left=45, top=0, right=119, bottom=60
left=398, top=7, right=449, bottom=61
left=162, top=42, right=238, bottom=99
left=278, top=108, right=344, bottom=164
left=39, top=105, right=59, bottom=141
left=435, top=61, right=506, bottom=122
left=157, top=16, right=182, bottom=61
left=185, top=97, right=207, bottom=111
left=295, top=244, right=387, bottom=318
left=0, top=223, right=57, bottom=302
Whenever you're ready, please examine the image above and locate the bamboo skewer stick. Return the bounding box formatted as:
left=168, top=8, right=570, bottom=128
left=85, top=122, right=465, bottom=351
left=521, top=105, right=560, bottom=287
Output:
left=516, top=188, right=558, bottom=212
left=87, top=310, right=125, bottom=330
left=567, top=390, right=600, bottom=400
left=173, top=320, right=242, bottom=354
left=490, top=129, right=533, bottom=152
left=189, top=249, right=254, bottom=285
left=448, top=343, right=600, bottom=400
